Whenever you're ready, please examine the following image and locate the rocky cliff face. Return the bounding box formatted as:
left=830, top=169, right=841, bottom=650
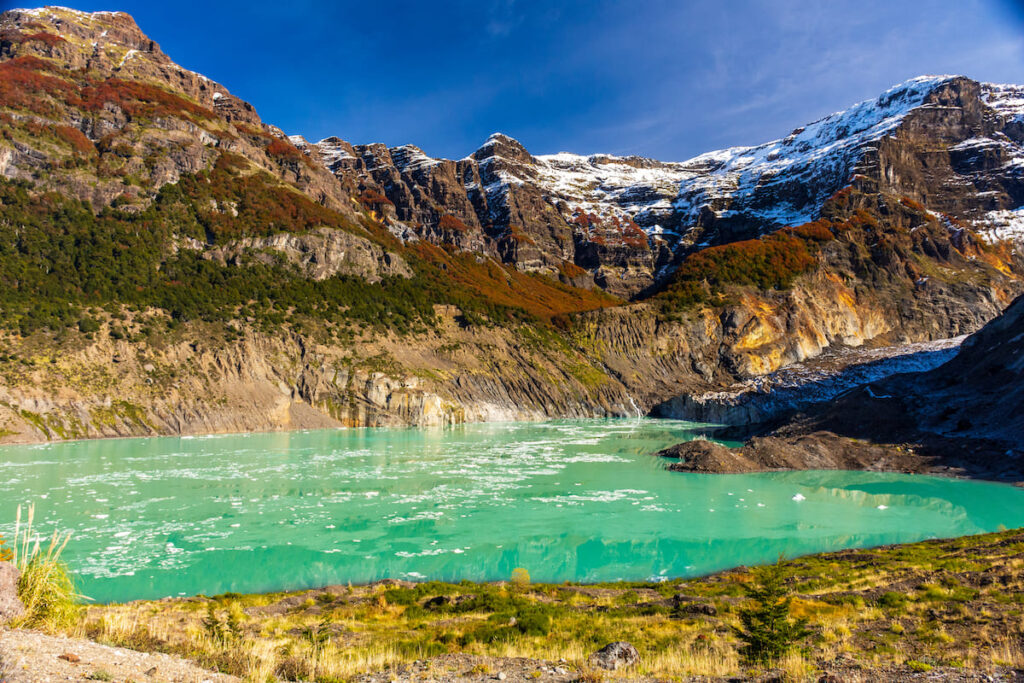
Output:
left=0, top=7, right=1023, bottom=445
left=0, top=6, right=355, bottom=218
left=660, top=294, right=1024, bottom=482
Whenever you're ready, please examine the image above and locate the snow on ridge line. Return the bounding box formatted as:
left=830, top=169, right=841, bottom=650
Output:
left=389, top=145, right=442, bottom=172
left=298, top=75, right=1021, bottom=241
left=7, top=6, right=127, bottom=20
left=669, top=75, right=970, bottom=229
left=981, top=82, right=1024, bottom=117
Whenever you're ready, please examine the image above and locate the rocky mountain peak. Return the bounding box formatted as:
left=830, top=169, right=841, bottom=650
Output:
left=472, top=132, right=535, bottom=164
left=2, top=6, right=165, bottom=66
left=5, top=6, right=150, bottom=45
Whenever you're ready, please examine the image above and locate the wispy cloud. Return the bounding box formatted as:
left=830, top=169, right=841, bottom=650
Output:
left=484, top=0, right=522, bottom=37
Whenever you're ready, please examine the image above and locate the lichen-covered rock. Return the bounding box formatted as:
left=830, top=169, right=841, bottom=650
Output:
left=0, top=561, right=25, bottom=624
left=588, top=641, right=639, bottom=670
left=201, top=228, right=412, bottom=283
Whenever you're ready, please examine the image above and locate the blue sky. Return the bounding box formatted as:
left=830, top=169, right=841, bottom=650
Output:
left=31, top=0, right=1024, bottom=160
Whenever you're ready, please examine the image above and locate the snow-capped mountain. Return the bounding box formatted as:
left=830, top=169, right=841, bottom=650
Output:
left=294, top=75, right=1023, bottom=295
left=2, top=5, right=1021, bottom=298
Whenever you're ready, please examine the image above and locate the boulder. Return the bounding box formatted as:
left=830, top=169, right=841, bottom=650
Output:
left=0, top=561, right=25, bottom=624
left=661, top=439, right=760, bottom=474
left=588, top=641, right=639, bottom=670
left=672, top=595, right=718, bottom=616
left=423, top=595, right=451, bottom=610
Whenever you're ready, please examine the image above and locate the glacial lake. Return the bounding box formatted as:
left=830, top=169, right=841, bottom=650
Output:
left=2, top=419, right=1024, bottom=604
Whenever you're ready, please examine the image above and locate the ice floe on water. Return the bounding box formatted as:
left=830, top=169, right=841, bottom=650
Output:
left=2, top=419, right=1023, bottom=601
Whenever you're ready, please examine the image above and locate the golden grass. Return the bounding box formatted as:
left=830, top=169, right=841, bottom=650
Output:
left=15, top=527, right=1024, bottom=680
left=8, top=503, right=81, bottom=632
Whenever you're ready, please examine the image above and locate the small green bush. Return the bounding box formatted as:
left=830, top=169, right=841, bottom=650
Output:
left=77, top=317, right=100, bottom=333
left=877, top=591, right=908, bottom=609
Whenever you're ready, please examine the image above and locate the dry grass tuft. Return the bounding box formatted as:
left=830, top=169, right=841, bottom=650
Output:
left=9, top=503, right=81, bottom=631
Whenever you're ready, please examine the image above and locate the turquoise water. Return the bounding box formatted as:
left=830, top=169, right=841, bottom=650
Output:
left=1, top=419, right=1023, bottom=604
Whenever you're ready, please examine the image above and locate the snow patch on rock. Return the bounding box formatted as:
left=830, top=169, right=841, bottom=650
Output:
left=670, top=75, right=962, bottom=233
left=976, top=207, right=1024, bottom=244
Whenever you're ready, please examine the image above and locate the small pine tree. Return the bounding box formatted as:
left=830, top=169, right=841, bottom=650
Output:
left=734, top=561, right=811, bottom=664
left=201, top=604, right=227, bottom=645
left=303, top=617, right=331, bottom=658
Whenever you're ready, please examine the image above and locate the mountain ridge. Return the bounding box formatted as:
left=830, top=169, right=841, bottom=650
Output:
left=0, top=6, right=1022, bottom=444
left=291, top=74, right=1024, bottom=295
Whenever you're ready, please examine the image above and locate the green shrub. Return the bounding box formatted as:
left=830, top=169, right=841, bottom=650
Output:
left=382, top=587, right=418, bottom=605
left=77, top=317, right=99, bottom=333
left=877, top=591, right=908, bottom=609
left=514, top=605, right=553, bottom=637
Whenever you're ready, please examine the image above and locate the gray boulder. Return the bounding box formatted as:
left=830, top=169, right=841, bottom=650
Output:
left=0, top=561, right=25, bottom=624
left=588, top=641, right=639, bottom=670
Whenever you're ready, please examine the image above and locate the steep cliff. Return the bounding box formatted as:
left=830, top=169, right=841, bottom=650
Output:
left=660, top=294, right=1024, bottom=482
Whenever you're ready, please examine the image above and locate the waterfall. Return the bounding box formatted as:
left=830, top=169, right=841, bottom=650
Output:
left=627, top=395, right=643, bottom=420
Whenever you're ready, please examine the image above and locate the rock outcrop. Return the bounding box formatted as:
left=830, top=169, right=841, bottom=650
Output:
left=0, top=562, right=25, bottom=625
left=658, top=294, right=1024, bottom=483
left=200, top=228, right=412, bottom=282
left=587, top=642, right=639, bottom=671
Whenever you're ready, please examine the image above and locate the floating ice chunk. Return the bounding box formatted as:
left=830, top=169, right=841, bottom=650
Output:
left=792, top=493, right=806, bottom=502
left=877, top=505, right=888, bottom=510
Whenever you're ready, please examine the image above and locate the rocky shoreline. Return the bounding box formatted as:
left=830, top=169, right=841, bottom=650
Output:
left=659, top=295, right=1024, bottom=485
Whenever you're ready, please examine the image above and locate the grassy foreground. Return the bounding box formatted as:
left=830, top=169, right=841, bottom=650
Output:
left=41, top=528, right=1024, bottom=681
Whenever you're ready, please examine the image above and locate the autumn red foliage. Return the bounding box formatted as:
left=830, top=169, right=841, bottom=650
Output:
left=78, top=78, right=215, bottom=121
left=0, top=29, right=66, bottom=47
left=791, top=219, right=835, bottom=242
left=558, top=261, right=587, bottom=279
left=22, top=32, right=66, bottom=47
left=0, top=56, right=216, bottom=124
left=900, top=196, right=927, bottom=213
left=358, top=189, right=395, bottom=208
left=438, top=214, right=472, bottom=232
left=266, top=138, right=306, bottom=163
left=677, top=231, right=816, bottom=290
left=413, top=242, right=618, bottom=321
left=53, top=124, right=95, bottom=155
left=0, top=56, right=76, bottom=115
left=172, top=152, right=360, bottom=240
